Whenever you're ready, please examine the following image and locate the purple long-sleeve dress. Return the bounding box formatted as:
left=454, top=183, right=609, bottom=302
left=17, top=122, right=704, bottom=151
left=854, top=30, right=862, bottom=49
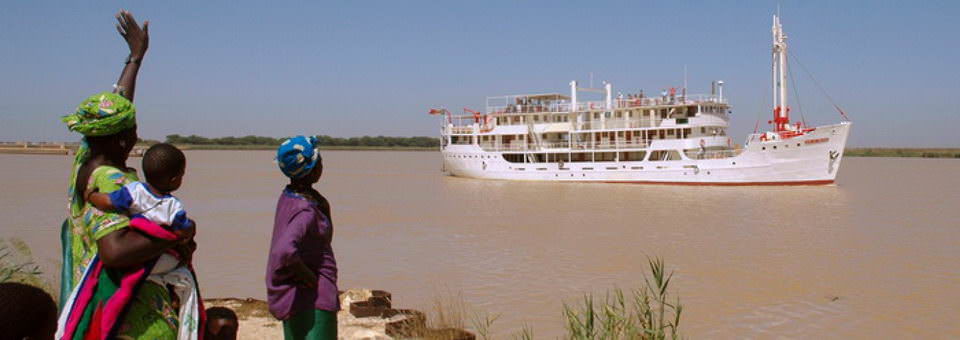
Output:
left=266, top=188, right=339, bottom=320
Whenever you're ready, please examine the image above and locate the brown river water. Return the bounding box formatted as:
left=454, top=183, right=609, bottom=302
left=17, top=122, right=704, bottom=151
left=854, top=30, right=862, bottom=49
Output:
left=2, top=151, right=958, bottom=338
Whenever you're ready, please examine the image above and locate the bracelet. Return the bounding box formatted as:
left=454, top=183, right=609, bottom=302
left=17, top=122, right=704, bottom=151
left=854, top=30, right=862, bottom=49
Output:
left=125, top=55, right=141, bottom=64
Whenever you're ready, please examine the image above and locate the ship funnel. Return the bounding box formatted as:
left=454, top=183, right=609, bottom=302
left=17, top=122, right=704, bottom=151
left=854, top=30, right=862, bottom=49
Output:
left=717, top=80, right=724, bottom=102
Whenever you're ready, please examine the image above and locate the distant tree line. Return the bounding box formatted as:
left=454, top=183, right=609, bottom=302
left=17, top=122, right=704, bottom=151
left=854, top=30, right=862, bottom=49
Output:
left=164, top=134, right=440, bottom=148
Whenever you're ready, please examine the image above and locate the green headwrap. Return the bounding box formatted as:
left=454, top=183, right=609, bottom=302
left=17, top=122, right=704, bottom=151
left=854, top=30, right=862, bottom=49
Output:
left=61, top=92, right=136, bottom=137
left=62, top=92, right=138, bottom=212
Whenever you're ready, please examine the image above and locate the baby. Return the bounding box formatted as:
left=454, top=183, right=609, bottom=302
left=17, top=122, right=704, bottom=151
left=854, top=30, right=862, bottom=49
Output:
left=86, top=142, right=193, bottom=273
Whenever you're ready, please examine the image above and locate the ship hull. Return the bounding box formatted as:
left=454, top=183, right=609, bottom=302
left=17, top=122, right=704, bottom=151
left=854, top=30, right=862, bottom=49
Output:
left=442, top=122, right=851, bottom=185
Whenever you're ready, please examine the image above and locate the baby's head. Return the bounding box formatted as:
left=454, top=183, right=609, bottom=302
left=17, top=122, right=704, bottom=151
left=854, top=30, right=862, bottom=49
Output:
left=0, top=282, right=57, bottom=340
left=204, top=306, right=239, bottom=340
left=142, top=143, right=186, bottom=194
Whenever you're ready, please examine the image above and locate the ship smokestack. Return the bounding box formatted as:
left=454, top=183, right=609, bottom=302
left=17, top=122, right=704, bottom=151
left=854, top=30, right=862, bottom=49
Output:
left=717, top=80, right=724, bottom=102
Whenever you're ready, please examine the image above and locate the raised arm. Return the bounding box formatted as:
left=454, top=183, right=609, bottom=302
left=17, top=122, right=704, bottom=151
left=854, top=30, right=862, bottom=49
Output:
left=85, top=191, right=117, bottom=211
left=113, top=10, right=149, bottom=101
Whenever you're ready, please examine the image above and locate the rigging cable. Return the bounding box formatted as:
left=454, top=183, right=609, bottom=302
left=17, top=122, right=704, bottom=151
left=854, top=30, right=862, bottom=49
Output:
left=787, top=56, right=808, bottom=127
left=788, top=50, right=851, bottom=121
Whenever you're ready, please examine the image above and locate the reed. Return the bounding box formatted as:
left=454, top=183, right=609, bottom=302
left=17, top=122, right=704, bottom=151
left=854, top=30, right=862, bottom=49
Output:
left=0, top=238, right=55, bottom=300
left=512, top=324, right=534, bottom=340
left=562, top=257, right=683, bottom=340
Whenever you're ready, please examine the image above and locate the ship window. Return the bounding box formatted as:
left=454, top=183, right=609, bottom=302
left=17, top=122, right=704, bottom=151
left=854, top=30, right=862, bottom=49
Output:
left=773, top=146, right=777, bottom=149
left=618, top=152, right=647, bottom=161
left=570, top=152, right=592, bottom=162
left=595, top=152, right=616, bottom=161
left=649, top=150, right=682, bottom=161
left=701, top=127, right=706, bottom=134
left=502, top=153, right=525, bottom=163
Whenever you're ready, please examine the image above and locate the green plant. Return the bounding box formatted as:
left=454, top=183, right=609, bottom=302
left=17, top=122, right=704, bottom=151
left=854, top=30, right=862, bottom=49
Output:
left=562, top=257, right=683, bottom=340
left=0, top=238, right=42, bottom=283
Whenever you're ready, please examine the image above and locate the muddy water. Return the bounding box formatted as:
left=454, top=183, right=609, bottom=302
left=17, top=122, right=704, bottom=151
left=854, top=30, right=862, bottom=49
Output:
left=2, top=151, right=958, bottom=338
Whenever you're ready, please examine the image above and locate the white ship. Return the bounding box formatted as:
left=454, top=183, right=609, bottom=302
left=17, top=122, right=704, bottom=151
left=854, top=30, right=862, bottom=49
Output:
left=430, top=15, right=851, bottom=185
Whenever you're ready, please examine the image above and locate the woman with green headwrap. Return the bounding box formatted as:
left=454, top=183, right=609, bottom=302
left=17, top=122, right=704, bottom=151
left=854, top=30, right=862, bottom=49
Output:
left=57, top=10, right=198, bottom=339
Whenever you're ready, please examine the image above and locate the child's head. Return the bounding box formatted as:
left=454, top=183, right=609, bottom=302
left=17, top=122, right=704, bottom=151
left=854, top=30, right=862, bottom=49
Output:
left=276, top=136, right=323, bottom=185
left=142, top=143, right=186, bottom=193
left=204, top=306, right=239, bottom=340
left=0, top=282, right=57, bottom=340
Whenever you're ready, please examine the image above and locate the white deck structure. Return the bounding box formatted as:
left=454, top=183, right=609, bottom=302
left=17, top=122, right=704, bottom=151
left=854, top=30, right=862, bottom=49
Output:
left=431, top=15, right=851, bottom=185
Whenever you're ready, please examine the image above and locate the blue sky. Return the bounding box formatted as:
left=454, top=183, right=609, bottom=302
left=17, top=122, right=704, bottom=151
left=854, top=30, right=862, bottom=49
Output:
left=1, top=1, right=957, bottom=147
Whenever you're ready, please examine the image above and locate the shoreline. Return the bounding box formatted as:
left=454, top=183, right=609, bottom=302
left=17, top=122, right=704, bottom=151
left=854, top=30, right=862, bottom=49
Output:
left=2, top=144, right=958, bottom=158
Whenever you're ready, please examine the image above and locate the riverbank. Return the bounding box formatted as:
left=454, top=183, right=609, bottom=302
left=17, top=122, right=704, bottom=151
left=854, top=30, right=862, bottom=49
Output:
left=3, top=143, right=958, bottom=158
left=844, top=148, right=960, bottom=158
left=176, top=144, right=436, bottom=151
left=0, top=143, right=436, bottom=154
left=205, top=289, right=476, bottom=340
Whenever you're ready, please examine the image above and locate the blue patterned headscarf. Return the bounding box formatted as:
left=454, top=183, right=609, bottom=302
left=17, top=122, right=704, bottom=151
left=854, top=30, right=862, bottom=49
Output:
left=276, top=135, right=321, bottom=179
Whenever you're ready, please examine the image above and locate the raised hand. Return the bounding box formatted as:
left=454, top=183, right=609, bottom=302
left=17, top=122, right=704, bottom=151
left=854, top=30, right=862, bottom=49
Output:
left=115, top=10, right=149, bottom=59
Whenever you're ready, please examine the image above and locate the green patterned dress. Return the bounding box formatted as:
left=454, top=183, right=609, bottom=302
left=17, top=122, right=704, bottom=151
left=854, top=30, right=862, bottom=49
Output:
left=63, top=165, right=179, bottom=339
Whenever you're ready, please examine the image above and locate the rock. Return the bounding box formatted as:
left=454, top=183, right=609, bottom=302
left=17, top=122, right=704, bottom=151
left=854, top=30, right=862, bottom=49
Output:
left=351, top=300, right=388, bottom=318
left=383, top=309, right=427, bottom=337
left=340, top=288, right=374, bottom=311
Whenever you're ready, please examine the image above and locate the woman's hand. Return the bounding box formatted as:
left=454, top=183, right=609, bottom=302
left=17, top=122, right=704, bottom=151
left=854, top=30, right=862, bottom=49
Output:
left=113, top=10, right=148, bottom=100
left=115, top=10, right=149, bottom=59
left=292, top=263, right=318, bottom=289
left=173, top=219, right=197, bottom=242
left=174, top=239, right=197, bottom=267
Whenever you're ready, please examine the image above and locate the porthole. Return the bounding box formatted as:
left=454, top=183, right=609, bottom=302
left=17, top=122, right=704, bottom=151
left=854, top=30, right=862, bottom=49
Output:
left=762, top=147, right=766, bottom=150
left=797, top=143, right=801, bottom=147
left=773, top=146, right=777, bottom=150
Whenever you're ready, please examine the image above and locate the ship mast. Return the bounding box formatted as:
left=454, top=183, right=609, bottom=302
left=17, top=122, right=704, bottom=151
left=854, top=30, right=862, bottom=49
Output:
left=772, top=14, right=792, bottom=132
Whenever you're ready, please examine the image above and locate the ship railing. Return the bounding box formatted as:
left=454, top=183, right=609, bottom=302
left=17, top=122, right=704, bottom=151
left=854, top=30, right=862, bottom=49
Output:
left=479, top=143, right=527, bottom=152
left=585, top=140, right=650, bottom=150
left=486, top=103, right=570, bottom=114
left=478, top=140, right=650, bottom=152
left=577, top=119, right=658, bottom=130
left=611, top=94, right=725, bottom=108
left=484, top=94, right=724, bottom=114
left=683, top=148, right=744, bottom=159
left=448, top=126, right=475, bottom=134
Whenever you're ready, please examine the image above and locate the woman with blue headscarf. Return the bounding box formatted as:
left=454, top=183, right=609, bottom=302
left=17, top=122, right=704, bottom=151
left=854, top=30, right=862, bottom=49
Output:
left=266, top=136, right=339, bottom=339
